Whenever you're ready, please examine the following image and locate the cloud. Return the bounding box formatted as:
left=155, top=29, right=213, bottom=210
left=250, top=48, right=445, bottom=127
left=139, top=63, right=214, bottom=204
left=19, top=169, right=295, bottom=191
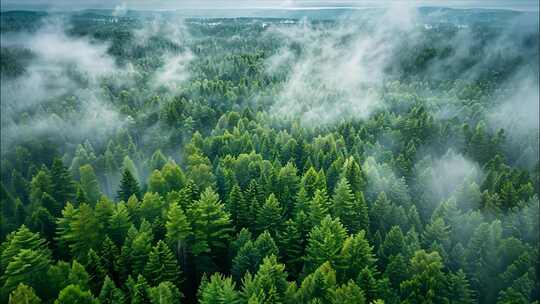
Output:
left=0, top=17, right=125, bottom=151
left=414, top=149, right=483, bottom=203
left=264, top=4, right=419, bottom=126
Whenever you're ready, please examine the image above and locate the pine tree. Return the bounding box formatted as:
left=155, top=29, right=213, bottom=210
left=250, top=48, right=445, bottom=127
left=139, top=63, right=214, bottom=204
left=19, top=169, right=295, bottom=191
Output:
left=340, top=156, right=366, bottom=194
left=307, top=189, right=330, bottom=228
left=148, top=170, right=167, bottom=195
left=67, top=203, right=100, bottom=261
left=255, top=194, right=283, bottom=236
left=232, top=231, right=278, bottom=282
left=188, top=188, right=232, bottom=256
left=131, top=275, right=151, bottom=304
left=378, top=226, right=406, bottom=267
left=130, top=225, right=153, bottom=277
left=1, top=225, right=51, bottom=272
left=296, top=262, right=337, bottom=303
left=301, top=167, right=320, bottom=198
left=384, top=253, right=408, bottom=289
left=117, top=169, right=140, bottom=202
left=98, top=276, right=124, bottom=304
left=148, top=281, right=182, bottom=304
left=99, top=237, right=119, bottom=281
left=241, top=255, right=289, bottom=303
left=227, top=183, right=245, bottom=229
left=55, top=284, right=98, bottom=304
left=40, top=192, right=62, bottom=218
left=1, top=249, right=51, bottom=300
left=165, top=201, right=191, bottom=263
left=30, top=169, right=52, bottom=206
left=337, top=230, right=376, bottom=283
left=277, top=219, right=303, bottom=278
left=447, top=270, right=473, bottom=304
left=85, top=249, right=107, bottom=295
left=144, top=240, right=182, bottom=287
left=108, top=202, right=131, bottom=246
left=334, top=280, right=366, bottom=304
left=139, top=192, right=163, bottom=223
left=79, top=164, right=101, bottom=205
left=75, top=185, right=89, bottom=206
left=331, top=178, right=360, bottom=233
left=8, top=283, right=41, bottom=304
left=161, top=161, right=186, bottom=192
left=149, top=150, right=168, bottom=171
left=50, top=158, right=77, bottom=207
left=304, top=215, right=348, bottom=274
left=59, top=261, right=87, bottom=293
left=199, top=273, right=240, bottom=304
left=400, top=250, right=449, bottom=304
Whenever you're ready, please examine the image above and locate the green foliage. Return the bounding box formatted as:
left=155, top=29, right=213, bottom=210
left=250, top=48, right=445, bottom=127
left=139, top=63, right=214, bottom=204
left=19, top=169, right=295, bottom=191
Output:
left=304, top=216, right=348, bottom=274
left=188, top=187, right=232, bottom=256
left=79, top=165, right=102, bottom=204
left=144, top=240, right=182, bottom=287
left=0, top=14, right=538, bottom=304
left=54, top=284, right=98, bottom=304
left=117, top=169, right=140, bottom=202
left=199, top=273, right=241, bottom=304
left=8, top=283, right=42, bottom=304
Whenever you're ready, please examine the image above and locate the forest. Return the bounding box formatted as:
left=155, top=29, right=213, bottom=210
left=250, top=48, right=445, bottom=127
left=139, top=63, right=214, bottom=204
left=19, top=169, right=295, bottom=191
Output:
left=0, top=5, right=539, bottom=304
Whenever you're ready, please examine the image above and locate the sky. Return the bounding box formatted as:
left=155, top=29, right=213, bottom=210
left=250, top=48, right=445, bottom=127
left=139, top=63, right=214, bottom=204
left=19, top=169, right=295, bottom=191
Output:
left=1, top=0, right=539, bottom=11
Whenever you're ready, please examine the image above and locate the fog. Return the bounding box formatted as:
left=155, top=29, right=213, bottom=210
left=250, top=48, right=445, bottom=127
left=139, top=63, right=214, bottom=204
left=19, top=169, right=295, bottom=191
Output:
left=2, top=0, right=539, bottom=11
left=0, top=18, right=124, bottom=152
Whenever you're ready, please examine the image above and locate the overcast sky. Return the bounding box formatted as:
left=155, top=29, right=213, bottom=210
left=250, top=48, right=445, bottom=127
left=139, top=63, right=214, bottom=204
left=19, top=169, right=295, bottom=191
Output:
left=1, top=0, right=538, bottom=11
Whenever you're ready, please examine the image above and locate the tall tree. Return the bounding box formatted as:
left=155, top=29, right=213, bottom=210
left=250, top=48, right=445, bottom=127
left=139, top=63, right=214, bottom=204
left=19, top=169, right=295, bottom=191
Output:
left=304, top=215, right=348, bottom=274
left=117, top=169, right=140, bottom=202
left=79, top=165, right=101, bottom=205
left=50, top=158, right=77, bottom=207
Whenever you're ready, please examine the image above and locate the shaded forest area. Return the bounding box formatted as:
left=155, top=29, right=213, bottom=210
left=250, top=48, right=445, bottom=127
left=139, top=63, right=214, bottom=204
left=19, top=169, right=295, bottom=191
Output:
left=0, top=8, right=539, bottom=304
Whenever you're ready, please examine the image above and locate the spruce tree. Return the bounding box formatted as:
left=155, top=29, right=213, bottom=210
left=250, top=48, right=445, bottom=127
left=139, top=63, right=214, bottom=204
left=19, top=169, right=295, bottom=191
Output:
left=55, top=284, right=98, bottom=304
left=144, top=240, right=182, bottom=287
left=50, top=158, right=77, bottom=207
left=79, top=164, right=101, bottom=205
left=117, top=169, right=140, bottom=202
left=98, top=276, right=124, bottom=304
left=8, top=283, right=41, bottom=304
left=304, top=215, right=348, bottom=274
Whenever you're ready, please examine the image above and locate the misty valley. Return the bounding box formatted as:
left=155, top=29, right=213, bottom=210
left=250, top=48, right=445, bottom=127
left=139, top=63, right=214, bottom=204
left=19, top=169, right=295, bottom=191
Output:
left=0, top=5, right=538, bottom=304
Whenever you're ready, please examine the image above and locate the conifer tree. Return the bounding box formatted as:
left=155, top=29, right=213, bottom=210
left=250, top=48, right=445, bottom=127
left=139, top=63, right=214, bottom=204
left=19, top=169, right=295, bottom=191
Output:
left=304, top=215, right=348, bottom=274
left=117, top=169, right=140, bottom=202
left=277, top=219, right=304, bottom=278
left=255, top=194, right=283, bottom=236
left=8, top=283, right=41, bottom=304
left=55, top=284, right=98, bottom=304
left=148, top=281, right=182, bottom=304
left=98, top=276, right=124, bottom=304
left=165, top=201, right=191, bottom=262
left=79, top=164, right=101, bottom=205
left=188, top=188, right=232, bottom=256
left=108, top=202, right=131, bottom=246
left=144, top=240, right=182, bottom=287
left=50, top=158, right=76, bottom=207
left=2, top=249, right=51, bottom=300
left=199, top=273, right=240, bottom=304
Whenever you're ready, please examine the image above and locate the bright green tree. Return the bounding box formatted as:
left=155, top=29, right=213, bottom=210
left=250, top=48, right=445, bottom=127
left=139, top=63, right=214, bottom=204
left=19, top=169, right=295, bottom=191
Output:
left=188, top=187, right=232, bottom=256
left=304, top=215, right=348, bottom=274
left=8, top=283, right=41, bottom=304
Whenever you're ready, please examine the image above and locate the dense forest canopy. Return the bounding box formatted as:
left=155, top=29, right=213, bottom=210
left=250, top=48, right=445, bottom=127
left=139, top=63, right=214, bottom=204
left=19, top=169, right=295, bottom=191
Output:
left=0, top=5, right=538, bottom=304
